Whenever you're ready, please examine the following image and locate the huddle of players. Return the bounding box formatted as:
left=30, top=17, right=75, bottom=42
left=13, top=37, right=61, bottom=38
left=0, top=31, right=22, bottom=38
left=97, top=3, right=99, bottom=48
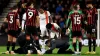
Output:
left=66, top=3, right=97, bottom=54
left=4, top=1, right=97, bottom=55
left=4, top=2, right=41, bottom=55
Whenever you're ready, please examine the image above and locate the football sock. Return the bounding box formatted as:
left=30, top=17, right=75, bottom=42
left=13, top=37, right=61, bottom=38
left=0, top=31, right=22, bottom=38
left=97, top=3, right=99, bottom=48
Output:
left=93, top=39, right=96, bottom=51
left=79, top=42, right=82, bottom=52
left=73, top=43, right=76, bottom=51
left=7, top=41, right=11, bottom=51
left=88, top=38, right=92, bottom=52
left=12, top=42, right=16, bottom=51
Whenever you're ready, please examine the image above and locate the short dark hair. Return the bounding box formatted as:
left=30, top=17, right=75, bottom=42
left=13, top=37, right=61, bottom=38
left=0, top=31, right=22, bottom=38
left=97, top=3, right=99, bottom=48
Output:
left=40, top=6, right=44, bottom=10
left=12, top=5, right=18, bottom=10
left=46, top=23, right=52, bottom=29
left=86, top=2, right=92, bottom=5
left=73, top=4, right=78, bottom=10
left=26, top=2, right=34, bottom=7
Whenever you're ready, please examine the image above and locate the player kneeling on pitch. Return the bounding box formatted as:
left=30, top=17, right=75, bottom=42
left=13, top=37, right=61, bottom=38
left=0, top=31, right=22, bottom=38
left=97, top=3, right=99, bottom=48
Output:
left=45, top=39, right=74, bottom=54
left=14, top=32, right=43, bottom=55
left=4, top=5, right=20, bottom=54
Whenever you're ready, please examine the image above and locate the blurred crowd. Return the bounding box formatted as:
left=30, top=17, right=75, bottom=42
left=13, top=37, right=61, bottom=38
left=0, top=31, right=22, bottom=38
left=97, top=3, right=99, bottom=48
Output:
left=39, top=0, right=99, bottom=29
left=0, top=0, right=10, bottom=15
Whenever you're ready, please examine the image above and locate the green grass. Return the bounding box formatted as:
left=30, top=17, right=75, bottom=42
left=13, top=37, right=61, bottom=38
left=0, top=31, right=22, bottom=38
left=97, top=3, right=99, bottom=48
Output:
left=0, top=46, right=100, bottom=56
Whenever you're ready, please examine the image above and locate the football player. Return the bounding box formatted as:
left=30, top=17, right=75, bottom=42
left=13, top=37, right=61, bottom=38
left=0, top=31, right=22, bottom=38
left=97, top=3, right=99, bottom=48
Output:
left=22, top=2, right=42, bottom=55
left=38, top=6, right=52, bottom=54
left=66, top=4, right=84, bottom=54
left=4, top=5, right=20, bottom=54
left=85, top=3, right=97, bottom=54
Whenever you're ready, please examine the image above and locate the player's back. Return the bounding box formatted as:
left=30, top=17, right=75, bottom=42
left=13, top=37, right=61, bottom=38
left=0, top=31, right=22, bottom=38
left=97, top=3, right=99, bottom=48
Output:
left=86, top=8, right=97, bottom=25
left=70, top=11, right=83, bottom=31
left=26, top=7, right=38, bottom=26
left=7, top=12, right=19, bottom=30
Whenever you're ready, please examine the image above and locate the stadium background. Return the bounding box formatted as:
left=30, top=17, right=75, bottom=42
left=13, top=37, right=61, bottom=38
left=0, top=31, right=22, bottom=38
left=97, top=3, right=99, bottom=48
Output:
left=0, top=0, right=100, bottom=46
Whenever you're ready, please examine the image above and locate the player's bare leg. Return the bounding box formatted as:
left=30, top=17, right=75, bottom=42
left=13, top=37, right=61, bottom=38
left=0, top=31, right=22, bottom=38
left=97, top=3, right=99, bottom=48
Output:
left=5, top=35, right=12, bottom=54
left=73, top=37, right=77, bottom=53
left=11, top=37, right=16, bottom=54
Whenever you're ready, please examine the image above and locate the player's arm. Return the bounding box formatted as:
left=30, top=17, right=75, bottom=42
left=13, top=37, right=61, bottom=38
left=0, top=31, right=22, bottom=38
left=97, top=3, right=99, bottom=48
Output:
left=36, top=15, right=41, bottom=33
left=65, top=17, right=71, bottom=35
left=47, top=29, right=50, bottom=39
left=49, top=16, right=52, bottom=23
left=65, top=11, right=72, bottom=35
left=57, top=24, right=61, bottom=39
left=16, top=19, right=20, bottom=27
left=16, top=14, right=20, bottom=28
left=79, top=11, right=85, bottom=29
left=94, top=8, right=98, bottom=24
left=66, top=17, right=71, bottom=29
left=81, top=14, right=86, bottom=32
left=66, top=11, right=72, bottom=29
left=21, top=13, right=26, bottom=31
left=36, top=16, right=40, bottom=27
left=4, top=18, right=8, bottom=23
left=4, top=14, right=8, bottom=23
left=54, top=23, right=61, bottom=38
left=36, top=9, right=40, bottom=28
left=47, top=11, right=52, bottom=23
left=47, top=40, right=56, bottom=51
left=83, top=10, right=88, bottom=25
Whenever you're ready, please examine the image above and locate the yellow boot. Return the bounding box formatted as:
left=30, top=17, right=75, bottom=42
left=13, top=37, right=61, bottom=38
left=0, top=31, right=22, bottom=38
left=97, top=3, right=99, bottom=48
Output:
left=85, top=51, right=91, bottom=54
left=91, top=51, right=96, bottom=54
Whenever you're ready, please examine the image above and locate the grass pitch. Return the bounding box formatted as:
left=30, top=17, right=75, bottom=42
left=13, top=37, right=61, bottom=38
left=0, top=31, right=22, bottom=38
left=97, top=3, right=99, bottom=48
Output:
left=0, top=46, right=100, bottom=56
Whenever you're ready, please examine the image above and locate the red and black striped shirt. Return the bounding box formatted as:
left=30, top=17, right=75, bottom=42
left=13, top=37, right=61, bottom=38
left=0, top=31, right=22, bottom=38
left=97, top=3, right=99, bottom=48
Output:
left=86, top=8, right=97, bottom=25
left=26, top=7, right=38, bottom=26
left=7, top=12, right=19, bottom=31
left=70, top=12, right=83, bottom=31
